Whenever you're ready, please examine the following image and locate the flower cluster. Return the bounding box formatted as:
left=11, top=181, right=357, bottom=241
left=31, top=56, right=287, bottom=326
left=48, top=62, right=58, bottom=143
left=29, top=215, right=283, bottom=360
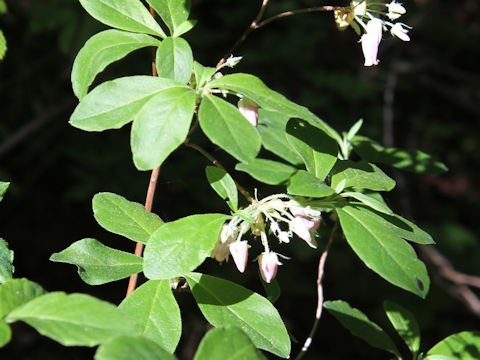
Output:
left=211, top=194, right=321, bottom=282
left=335, top=1, right=411, bottom=66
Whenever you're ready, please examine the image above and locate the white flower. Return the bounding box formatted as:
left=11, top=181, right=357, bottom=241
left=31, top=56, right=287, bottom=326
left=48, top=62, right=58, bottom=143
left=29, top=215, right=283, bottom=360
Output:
left=259, top=251, right=280, bottom=283
left=387, top=1, right=406, bottom=20
left=361, top=19, right=383, bottom=66
left=278, top=231, right=290, bottom=244
left=238, top=99, right=258, bottom=127
left=351, top=1, right=367, bottom=16
left=229, top=241, right=249, bottom=273
left=390, top=23, right=410, bottom=41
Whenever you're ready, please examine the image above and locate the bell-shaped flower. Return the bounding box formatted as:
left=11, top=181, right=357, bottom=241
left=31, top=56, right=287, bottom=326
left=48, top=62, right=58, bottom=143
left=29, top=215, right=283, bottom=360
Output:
left=229, top=241, right=249, bottom=273
left=259, top=251, right=279, bottom=283
left=361, top=19, right=383, bottom=66
left=390, top=23, right=410, bottom=41
left=238, top=99, right=259, bottom=127
left=290, top=206, right=307, bottom=217
left=291, top=216, right=312, bottom=244
left=351, top=1, right=367, bottom=16
left=387, top=1, right=406, bottom=20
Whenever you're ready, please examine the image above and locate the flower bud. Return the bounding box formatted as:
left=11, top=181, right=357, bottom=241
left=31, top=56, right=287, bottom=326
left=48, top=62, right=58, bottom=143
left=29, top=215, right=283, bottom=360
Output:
left=238, top=99, right=259, bottom=127
left=390, top=23, right=410, bottom=41
left=351, top=1, right=367, bottom=16
left=229, top=241, right=249, bottom=273
left=291, top=216, right=312, bottom=244
left=259, top=252, right=279, bottom=283
left=387, top=1, right=406, bottom=20
left=361, top=19, right=383, bottom=66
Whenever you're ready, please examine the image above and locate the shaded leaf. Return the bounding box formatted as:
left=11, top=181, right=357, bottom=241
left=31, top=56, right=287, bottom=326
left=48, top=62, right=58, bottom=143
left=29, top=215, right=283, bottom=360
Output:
left=0, top=278, right=45, bottom=318
left=72, top=29, right=160, bottom=100
left=174, top=19, right=197, bottom=37
left=286, top=118, right=338, bottom=181
left=93, top=192, right=163, bottom=244
left=331, top=160, right=396, bottom=192
left=337, top=205, right=430, bottom=297
left=193, top=61, right=216, bottom=90
left=0, top=239, right=14, bottom=283
left=7, top=292, right=136, bottom=347
left=205, top=166, right=238, bottom=211
left=144, top=214, right=229, bottom=280
left=287, top=170, right=336, bottom=198
left=95, top=335, right=176, bottom=360
left=236, top=159, right=296, bottom=185
left=341, top=192, right=393, bottom=215
left=194, top=326, right=266, bottom=360
left=50, top=238, right=143, bottom=285
left=131, top=87, right=195, bottom=170
left=185, top=272, right=290, bottom=358
left=426, top=331, right=480, bottom=360
left=0, top=181, right=8, bottom=201
left=198, top=94, right=261, bottom=163
left=78, top=0, right=166, bottom=38
left=70, top=76, right=187, bottom=132
left=155, top=37, right=193, bottom=84
left=324, top=300, right=400, bottom=357
left=119, top=280, right=181, bottom=353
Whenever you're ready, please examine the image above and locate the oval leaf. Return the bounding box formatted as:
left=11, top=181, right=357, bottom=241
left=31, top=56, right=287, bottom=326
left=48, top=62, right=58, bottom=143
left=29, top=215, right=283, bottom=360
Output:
left=78, top=0, right=166, bottom=38
left=194, top=326, right=266, bottom=360
left=341, top=192, right=393, bottom=215
left=287, top=170, right=336, bottom=198
left=93, top=192, right=164, bottom=244
left=205, top=166, right=238, bottom=211
left=331, top=160, right=396, bottom=192
left=337, top=205, right=429, bottom=298
left=50, top=238, right=143, bottom=285
left=0, top=278, right=45, bottom=318
left=155, top=37, right=193, bottom=84
left=119, top=280, right=181, bottom=353
left=286, top=118, right=338, bottom=181
left=72, top=29, right=161, bottom=100
left=236, top=159, right=296, bottom=185
left=427, top=331, right=480, bottom=360
left=147, top=0, right=191, bottom=36
left=70, top=76, right=187, bottom=132
left=383, top=300, right=421, bottom=356
left=95, top=335, right=176, bottom=360
left=7, top=292, right=136, bottom=346
left=144, top=214, right=229, bottom=280
left=198, top=94, right=261, bottom=163
left=131, top=87, right=196, bottom=170
left=324, top=300, right=400, bottom=357
left=185, top=272, right=290, bottom=358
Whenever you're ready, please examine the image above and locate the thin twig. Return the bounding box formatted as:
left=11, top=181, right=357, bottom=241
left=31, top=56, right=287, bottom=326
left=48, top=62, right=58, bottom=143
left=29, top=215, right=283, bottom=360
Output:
left=125, top=5, right=160, bottom=298
left=256, top=6, right=343, bottom=29
left=184, top=141, right=253, bottom=203
left=295, top=221, right=339, bottom=360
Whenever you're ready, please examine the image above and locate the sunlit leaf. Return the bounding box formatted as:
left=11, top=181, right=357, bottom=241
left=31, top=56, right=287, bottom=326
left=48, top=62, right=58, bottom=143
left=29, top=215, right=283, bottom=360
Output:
left=95, top=335, right=176, bottom=360
left=426, top=331, right=480, bottom=360
left=205, top=166, right=238, bottom=211
left=236, top=159, right=296, bottom=185
left=155, top=37, right=193, bottom=84
left=0, top=278, right=45, bottom=318
left=0, top=239, right=13, bottom=284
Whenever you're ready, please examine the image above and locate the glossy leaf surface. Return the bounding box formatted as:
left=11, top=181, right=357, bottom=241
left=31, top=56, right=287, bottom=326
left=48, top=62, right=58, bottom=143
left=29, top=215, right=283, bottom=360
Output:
left=331, top=160, right=396, bottom=192
left=287, top=170, right=336, bottom=198
left=147, top=0, right=191, bottom=36
left=236, top=159, right=296, bottom=185
left=426, top=331, right=480, bottom=360
left=95, top=335, right=176, bottom=360
left=155, top=37, right=193, bottom=84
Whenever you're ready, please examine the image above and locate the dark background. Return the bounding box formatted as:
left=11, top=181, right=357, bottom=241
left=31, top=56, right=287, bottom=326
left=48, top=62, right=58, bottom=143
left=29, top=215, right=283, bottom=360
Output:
left=1, top=0, right=479, bottom=358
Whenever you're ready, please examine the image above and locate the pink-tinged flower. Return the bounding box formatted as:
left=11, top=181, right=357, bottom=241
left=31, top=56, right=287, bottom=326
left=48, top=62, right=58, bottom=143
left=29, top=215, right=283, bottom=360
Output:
left=259, top=252, right=279, bottom=283
left=291, top=216, right=312, bottom=243
left=290, top=206, right=306, bottom=217
left=302, top=216, right=321, bottom=232
left=237, top=99, right=258, bottom=127
left=211, top=226, right=236, bottom=262
left=361, top=19, right=383, bottom=66
left=229, top=241, right=249, bottom=273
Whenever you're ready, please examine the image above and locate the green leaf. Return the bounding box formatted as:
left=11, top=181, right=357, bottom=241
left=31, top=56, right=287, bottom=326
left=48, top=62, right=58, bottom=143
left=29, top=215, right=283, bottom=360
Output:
left=119, top=280, right=181, bottom=353
left=0, top=181, right=9, bottom=202
left=341, top=192, right=393, bottom=215
left=144, top=214, right=229, bottom=280
left=0, top=239, right=14, bottom=283
left=173, top=19, right=197, bottom=37
left=198, top=94, right=261, bottom=163
left=286, top=119, right=338, bottom=181
left=352, top=136, right=448, bottom=175
left=155, top=37, right=193, bottom=84
left=0, top=30, right=6, bottom=61
left=185, top=272, right=290, bottom=358
left=236, top=159, right=296, bottom=185
left=205, top=166, right=238, bottom=211
left=0, top=320, right=11, bottom=348
left=206, top=73, right=341, bottom=142
left=287, top=170, right=336, bottom=198
left=383, top=300, right=421, bottom=356
left=426, top=331, right=480, bottom=360
left=324, top=300, right=400, bottom=357
left=146, top=0, right=191, bottom=36
left=193, top=61, right=216, bottom=90
left=346, top=119, right=363, bottom=140
left=93, top=192, right=164, bottom=244
left=0, top=279, right=45, bottom=318
left=0, top=0, right=7, bottom=14
left=423, top=356, right=456, bottom=360
left=331, top=160, right=396, bottom=192
left=131, top=87, right=196, bottom=170
left=70, top=76, right=188, bottom=132
left=194, top=326, right=266, bottom=360
left=95, top=335, right=176, bottom=360
left=337, top=205, right=429, bottom=297
left=257, top=110, right=303, bottom=166
left=72, top=30, right=161, bottom=100
left=50, top=238, right=143, bottom=285
left=78, top=0, right=166, bottom=38
left=7, top=292, right=136, bottom=347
